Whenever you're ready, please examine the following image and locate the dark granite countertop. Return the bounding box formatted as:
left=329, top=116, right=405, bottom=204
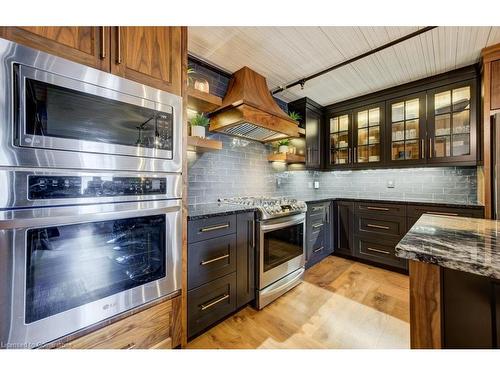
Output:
left=288, top=195, right=484, bottom=209
left=187, top=203, right=257, bottom=221
left=188, top=196, right=483, bottom=221
left=396, top=214, right=500, bottom=279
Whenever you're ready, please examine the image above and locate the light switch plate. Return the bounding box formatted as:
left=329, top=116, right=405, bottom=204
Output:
left=387, top=179, right=395, bottom=188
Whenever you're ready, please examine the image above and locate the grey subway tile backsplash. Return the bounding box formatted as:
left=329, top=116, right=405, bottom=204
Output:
left=188, top=133, right=478, bottom=205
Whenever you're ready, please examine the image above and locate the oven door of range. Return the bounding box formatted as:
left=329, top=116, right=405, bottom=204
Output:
left=258, top=213, right=305, bottom=290
left=0, top=199, right=181, bottom=348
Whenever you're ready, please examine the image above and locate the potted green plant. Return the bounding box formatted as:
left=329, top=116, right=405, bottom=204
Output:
left=190, top=113, right=210, bottom=138
left=288, top=111, right=302, bottom=122
left=277, top=139, right=290, bottom=154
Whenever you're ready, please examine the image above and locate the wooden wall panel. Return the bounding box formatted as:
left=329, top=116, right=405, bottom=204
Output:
left=409, top=260, right=442, bottom=349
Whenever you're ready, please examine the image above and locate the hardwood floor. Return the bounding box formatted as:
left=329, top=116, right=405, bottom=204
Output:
left=187, top=256, right=410, bottom=349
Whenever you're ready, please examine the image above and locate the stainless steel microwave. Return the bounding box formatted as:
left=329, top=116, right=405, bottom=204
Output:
left=0, top=38, right=182, bottom=173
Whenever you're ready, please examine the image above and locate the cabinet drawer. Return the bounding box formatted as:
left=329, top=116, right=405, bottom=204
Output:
left=188, top=273, right=237, bottom=338
left=62, top=297, right=179, bottom=349
left=354, top=236, right=407, bottom=269
left=188, top=234, right=237, bottom=290
left=355, top=214, right=406, bottom=238
left=355, top=202, right=406, bottom=217
left=188, top=215, right=236, bottom=243
left=407, top=205, right=484, bottom=219
left=308, top=203, right=330, bottom=222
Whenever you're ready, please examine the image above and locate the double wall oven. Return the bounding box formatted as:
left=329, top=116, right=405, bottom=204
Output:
left=0, top=39, right=183, bottom=348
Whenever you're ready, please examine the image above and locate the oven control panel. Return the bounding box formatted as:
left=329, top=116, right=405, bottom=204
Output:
left=28, top=176, right=167, bottom=200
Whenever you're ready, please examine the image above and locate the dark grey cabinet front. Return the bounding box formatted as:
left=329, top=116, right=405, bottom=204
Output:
left=306, top=202, right=333, bottom=268
left=334, top=201, right=354, bottom=256
left=236, top=212, right=256, bottom=308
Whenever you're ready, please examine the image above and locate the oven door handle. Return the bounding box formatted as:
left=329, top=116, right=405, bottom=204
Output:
left=0, top=200, right=181, bottom=229
left=259, top=214, right=305, bottom=232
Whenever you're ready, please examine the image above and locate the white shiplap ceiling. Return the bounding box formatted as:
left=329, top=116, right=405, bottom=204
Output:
left=188, top=26, right=500, bottom=106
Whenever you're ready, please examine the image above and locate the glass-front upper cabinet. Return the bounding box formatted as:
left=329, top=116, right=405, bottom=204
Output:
left=328, top=111, right=352, bottom=167
left=353, top=103, right=384, bottom=165
left=386, top=93, right=426, bottom=164
left=427, top=80, right=477, bottom=163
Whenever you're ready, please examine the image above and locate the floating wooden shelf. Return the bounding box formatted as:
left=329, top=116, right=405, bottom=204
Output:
left=267, top=153, right=306, bottom=163
left=297, top=128, right=306, bottom=136
left=187, top=136, right=223, bottom=152
left=187, top=87, right=222, bottom=113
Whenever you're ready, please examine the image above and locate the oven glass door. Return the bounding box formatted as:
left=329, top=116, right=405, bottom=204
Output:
left=263, top=222, right=303, bottom=272
left=25, top=214, right=166, bottom=324
left=18, top=65, right=174, bottom=159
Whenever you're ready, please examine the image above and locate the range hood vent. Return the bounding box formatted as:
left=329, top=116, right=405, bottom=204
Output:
left=209, top=67, right=299, bottom=142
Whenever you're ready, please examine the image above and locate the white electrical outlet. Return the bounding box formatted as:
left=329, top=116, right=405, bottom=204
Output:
left=387, top=179, right=395, bottom=188
left=314, top=181, right=320, bottom=189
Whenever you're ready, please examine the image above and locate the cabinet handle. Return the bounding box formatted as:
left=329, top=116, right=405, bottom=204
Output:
left=354, top=147, right=357, bottom=163
left=367, top=223, right=390, bottom=230
left=200, top=254, right=229, bottom=266
left=200, top=223, right=229, bottom=232
left=100, top=27, right=106, bottom=59
left=366, top=206, right=389, bottom=211
left=312, top=223, right=324, bottom=229
left=325, top=207, right=330, bottom=223
left=200, top=294, right=229, bottom=311
left=116, top=26, right=122, bottom=64
left=307, top=147, right=311, bottom=162
left=312, top=206, right=323, bottom=212
left=429, top=138, right=433, bottom=158
left=367, top=247, right=390, bottom=255
left=425, top=211, right=459, bottom=216
left=313, top=246, right=324, bottom=253
left=420, top=138, right=424, bottom=158
left=348, top=148, right=351, bottom=163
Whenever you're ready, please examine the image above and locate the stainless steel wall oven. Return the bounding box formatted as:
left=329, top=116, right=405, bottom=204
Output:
left=0, top=38, right=183, bottom=348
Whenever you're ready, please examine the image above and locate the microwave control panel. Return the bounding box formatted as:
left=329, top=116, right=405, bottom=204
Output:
left=28, top=176, right=167, bottom=200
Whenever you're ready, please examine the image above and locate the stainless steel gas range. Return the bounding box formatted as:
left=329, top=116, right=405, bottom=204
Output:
left=220, top=197, right=307, bottom=309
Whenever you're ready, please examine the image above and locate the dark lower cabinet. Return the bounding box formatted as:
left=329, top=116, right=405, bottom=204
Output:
left=236, top=212, right=256, bottom=308
left=334, top=199, right=484, bottom=272
left=442, top=268, right=498, bottom=348
left=187, top=273, right=237, bottom=338
left=334, top=201, right=354, bottom=256
left=305, top=201, right=333, bottom=268
left=187, top=212, right=256, bottom=339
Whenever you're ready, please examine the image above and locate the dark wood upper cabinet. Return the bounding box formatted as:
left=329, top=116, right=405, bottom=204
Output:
left=288, top=98, right=323, bottom=169
left=386, top=92, right=427, bottom=166
left=353, top=102, right=385, bottom=166
left=110, top=26, right=183, bottom=96
left=427, top=80, right=477, bottom=164
left=491, top=60, right=500, bottom=111
left=326, top=110, right=354, bottom=169
left=0, top=26, right=110, bottom=70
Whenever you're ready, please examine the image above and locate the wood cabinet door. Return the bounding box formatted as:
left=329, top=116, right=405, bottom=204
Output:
left=386, top=92, right=427, bottom=166
left=326, top=111, right=354, bottom=169
left=0, top=26, right=109, bottom=70
left=491, top=60, right=500, bottom=111
left=110, top=27, right=182, bottom=96
left=427, top=80, right=478, bottom=165
left=353, top=102, right=385, bottom=167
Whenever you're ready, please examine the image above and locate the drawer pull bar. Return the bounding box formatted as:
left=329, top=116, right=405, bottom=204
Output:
left=312, top=206, right=323, bottom=212
left=367, top=223, right=390, bottom=230
left=367, top=247, right=390, bottom=255
left=366, top=206, right=390, bottom=211
left=200, top=254, right=229, bottom=266
left=313, top=246, right=324, bottom=253
left=200, top=223, right=230, bottom=232
left=425, top=211, right=459, bottom=216
left=312, top=223, right=324, bottom=229
left=200, top=294, right=229, bottom=311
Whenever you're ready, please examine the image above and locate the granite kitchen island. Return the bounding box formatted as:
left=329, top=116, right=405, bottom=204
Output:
left=396, top=214, right=500, bottom=348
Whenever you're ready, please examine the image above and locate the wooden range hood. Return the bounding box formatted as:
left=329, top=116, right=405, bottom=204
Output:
left=209, top=67, right=299, bottom=142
